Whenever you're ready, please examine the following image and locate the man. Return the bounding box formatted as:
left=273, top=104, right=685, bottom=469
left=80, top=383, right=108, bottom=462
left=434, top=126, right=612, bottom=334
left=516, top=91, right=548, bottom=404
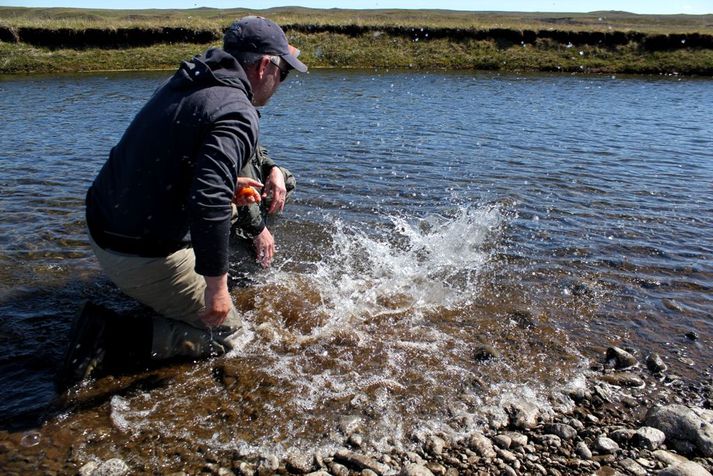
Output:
left=232, top=145, right=296, bottom=269
left=55, top=16, right=307, bottom=392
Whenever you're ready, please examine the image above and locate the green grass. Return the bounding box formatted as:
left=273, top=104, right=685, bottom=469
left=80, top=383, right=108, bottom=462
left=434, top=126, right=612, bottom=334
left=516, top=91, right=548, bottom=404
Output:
left=1, top=7, right=712, bottom=75
left=1, top=6, right=712, bottom=34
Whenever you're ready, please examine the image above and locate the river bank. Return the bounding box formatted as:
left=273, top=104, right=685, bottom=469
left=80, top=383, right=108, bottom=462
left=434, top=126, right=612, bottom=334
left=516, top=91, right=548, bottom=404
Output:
left=0, top=7, right=712, bottom=74
left=1, top=345, right=712, bottom=475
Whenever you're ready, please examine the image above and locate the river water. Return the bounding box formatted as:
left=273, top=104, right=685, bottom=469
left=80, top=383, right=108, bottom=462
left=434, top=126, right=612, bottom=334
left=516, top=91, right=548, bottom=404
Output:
left=0, top=69, right=712, bottom=471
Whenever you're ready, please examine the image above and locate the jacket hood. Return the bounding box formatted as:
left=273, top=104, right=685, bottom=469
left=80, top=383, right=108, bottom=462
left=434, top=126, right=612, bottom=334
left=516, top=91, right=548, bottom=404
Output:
left=169, top=47, right=253, bottom=101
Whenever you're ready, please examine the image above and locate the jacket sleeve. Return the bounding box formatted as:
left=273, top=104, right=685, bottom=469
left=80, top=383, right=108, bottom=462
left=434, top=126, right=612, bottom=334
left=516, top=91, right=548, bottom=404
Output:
left=189, top=106, right=258, bottom=276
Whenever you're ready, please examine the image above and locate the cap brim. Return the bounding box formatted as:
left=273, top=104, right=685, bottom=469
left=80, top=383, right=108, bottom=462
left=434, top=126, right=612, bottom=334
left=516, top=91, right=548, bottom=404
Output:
left=282, top=53, right=308, bottom=73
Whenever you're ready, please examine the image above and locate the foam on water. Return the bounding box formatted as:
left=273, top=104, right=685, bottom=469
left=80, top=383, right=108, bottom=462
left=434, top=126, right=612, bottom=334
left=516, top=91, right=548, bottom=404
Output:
left=85, top=203, right=587, bottom=458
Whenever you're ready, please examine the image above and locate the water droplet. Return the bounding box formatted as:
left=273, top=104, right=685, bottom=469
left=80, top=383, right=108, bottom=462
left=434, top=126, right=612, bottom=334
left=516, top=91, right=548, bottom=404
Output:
left=20, top=431, right=41, bottom=447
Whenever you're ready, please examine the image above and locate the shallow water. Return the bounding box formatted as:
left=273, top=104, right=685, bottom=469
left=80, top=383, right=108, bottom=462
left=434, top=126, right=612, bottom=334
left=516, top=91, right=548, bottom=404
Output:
left=0, top=69, right=712, bottom=469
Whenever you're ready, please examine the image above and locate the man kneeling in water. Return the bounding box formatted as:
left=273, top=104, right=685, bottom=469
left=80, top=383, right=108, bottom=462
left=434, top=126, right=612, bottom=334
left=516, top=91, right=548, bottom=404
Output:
left=55, top=16, right=307, bottom=392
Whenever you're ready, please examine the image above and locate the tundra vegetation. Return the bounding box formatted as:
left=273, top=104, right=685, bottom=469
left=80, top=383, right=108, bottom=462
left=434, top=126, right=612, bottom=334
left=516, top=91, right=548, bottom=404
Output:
left=1, top=7, right=712, bottom=75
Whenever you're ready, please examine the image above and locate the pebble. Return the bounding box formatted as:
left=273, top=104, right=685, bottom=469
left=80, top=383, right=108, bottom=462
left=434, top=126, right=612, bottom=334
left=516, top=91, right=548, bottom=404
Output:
left=599, top=373, right=645, bottom=388
left=399, top=463, right=434, bottom=476
left=492, top=434, right=511, bottom=449
left=502, top=431, right=528, bottom=448
left=595, top=437, right=620, bottom=454
left=334, top=449, right=389, bottom=475
left=646, top=353, right=668, bottom=373
left=91, top=458, right=130, bottom=476
left=468, top=432, right=496, bottom=459
left=544, top=423, right=577, bottom=440
left=606, top=347, right=638, bottom=369
left=610, top=428, right=635, bottom=443
left=618, top=458, right=647, bottom=476
left=575, top=442, right=593, bottom=460
left=329, top=462, right=350, bottom=476
left=507, top=401, right=540, bottom=430
left=633, top=426, right=666, bottom=450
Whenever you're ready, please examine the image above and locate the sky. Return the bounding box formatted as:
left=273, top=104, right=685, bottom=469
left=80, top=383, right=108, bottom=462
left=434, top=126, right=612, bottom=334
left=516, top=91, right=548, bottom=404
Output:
left=2, top=0, right=711, bottom=15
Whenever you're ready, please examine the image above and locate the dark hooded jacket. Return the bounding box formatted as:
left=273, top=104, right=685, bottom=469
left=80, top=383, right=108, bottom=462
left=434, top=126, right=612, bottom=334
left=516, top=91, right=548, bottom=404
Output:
left=86, top=48, right=259, bottom=276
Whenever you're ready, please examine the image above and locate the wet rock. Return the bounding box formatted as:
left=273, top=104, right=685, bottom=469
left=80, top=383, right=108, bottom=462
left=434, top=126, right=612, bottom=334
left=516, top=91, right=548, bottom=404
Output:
left=259, top=455, right=279, bottom=473
left=594, top=384, right=615, bottom=403
left=575, top=441, right=593, bottom=460
left=349, top=434, right=364, bottom=448
left=399, top=463, right=434, bottom=476
left=473, top=344, right=500, bottom=362
left=362, top=470, right=378, bottom=476
left=426, top=435, right=447, bottom=456
left=405, top=452, right=426, bottom=465
left=610, top=428, right=636, bottom=443
left=339, top=415, right=363, bottom=435
left=507, top=401, right=540, bottom=430
left=305, top=472, right=331, bottom=476
left=495, top=447, right=518, bottom=464
left=645, top=404, right=713, bottom=456
left=218, top=468, right=236, bottom=476
left=606, top=347, right=638, bottom=369
left=502, top=464, right=517, bottom=476
left=492, top=434, right=511, bottom=449
left=467, top=432, right=496, bottom=459
left=425, top=462, right=445, bottom=475
left=79, top=462, right=99, bottom=476
left=334, top=450, right=389, bottom=475
left=502, top=431, right=528, bottom=448
left=632, top=426, right=666, bottom=450
left=286, top=452, right=316, bottom=474
left=237, top=461, right=256, bottom=476
left=539, top=434, right=562, bottom=448
left=646, top=353, right=668, bottom=373
left=618, top=458, right=647, bottom=476
left=91, top=458, right=130, bottom=476
left=544, top=423, right=577, bottom=440
left=599, top=373, right=645, bottom=388
left=653, top=450, right=691, bottom=465
left=685, top=331, right=699, bottom=341
left=659, top=461, right=713, bottom=476
left=328, top=462, right=350, bottom=476
left=595, top=437, right=620, bottom=454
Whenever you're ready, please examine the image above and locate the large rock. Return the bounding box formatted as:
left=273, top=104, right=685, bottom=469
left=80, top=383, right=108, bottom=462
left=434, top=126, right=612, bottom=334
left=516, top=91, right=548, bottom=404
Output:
left=507, top=401, right=540, bottom=430
left=399, top=464, right=434, bottom=476
left=334, top=450, right=389, bottom=475
left=467, top=432, right=496, bottom=459
left=91, top=459, right=130, bottom=476
left=606, top=347, right=638, bottom=369
left=645, top=405, right=713, bottom=456
left=632, top=426, right=666, bottom=450
left=659, top=461, right=713, bottom=476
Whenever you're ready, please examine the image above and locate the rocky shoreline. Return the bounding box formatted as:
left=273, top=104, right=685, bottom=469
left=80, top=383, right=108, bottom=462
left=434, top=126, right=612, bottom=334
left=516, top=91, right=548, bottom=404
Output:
left=74, top=346, right=713, bottom=476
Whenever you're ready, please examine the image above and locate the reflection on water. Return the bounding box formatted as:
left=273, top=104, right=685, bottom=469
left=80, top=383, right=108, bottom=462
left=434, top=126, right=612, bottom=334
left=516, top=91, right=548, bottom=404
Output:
left=0, top=70, right=712, bottom=468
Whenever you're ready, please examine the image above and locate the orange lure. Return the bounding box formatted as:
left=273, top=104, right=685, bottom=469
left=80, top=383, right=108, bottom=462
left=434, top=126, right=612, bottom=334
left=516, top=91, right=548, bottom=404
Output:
left=235, top=186, right=261, bottom=203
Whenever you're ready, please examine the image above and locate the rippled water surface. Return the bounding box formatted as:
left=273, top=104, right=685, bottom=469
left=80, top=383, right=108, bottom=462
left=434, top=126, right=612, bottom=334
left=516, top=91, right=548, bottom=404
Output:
left=1, top=70, right=712, bottom=469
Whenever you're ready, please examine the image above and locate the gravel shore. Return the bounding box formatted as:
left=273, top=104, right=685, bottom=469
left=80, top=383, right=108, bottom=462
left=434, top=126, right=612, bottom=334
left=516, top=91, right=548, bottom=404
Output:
left=74, top=346, right=713, bottom=476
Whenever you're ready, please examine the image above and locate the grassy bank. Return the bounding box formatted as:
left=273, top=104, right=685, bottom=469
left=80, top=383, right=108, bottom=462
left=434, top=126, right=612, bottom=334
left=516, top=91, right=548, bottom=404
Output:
left=1, top=6, right=712, bottom=75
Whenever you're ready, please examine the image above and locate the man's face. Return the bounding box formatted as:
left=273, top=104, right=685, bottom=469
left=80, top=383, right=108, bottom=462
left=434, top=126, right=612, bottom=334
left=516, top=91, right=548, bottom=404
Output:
left=249, top=56, right=285, bottom=107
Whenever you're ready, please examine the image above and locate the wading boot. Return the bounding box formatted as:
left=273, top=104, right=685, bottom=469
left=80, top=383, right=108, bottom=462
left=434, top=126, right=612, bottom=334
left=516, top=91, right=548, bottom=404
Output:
left=54, top=301, right=117, bottom=393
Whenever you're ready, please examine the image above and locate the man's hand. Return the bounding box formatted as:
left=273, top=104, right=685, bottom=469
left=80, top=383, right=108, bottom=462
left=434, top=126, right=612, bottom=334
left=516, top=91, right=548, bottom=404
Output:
left=253, top=227, right=275, bottom=268
left=263, top=167, right=287, bottom=214
left=200, top=274, right=233, bottom=327
left=233, top=177, right=264, bottom=207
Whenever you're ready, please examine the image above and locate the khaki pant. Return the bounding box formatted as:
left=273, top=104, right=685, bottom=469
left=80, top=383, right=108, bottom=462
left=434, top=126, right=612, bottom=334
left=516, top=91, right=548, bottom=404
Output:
left=89, top=234, right=242, bottom=360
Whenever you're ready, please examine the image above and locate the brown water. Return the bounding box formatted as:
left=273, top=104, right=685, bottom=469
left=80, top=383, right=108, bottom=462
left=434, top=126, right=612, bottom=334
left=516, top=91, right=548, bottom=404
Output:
left=0, top=70, right=711, bottom=472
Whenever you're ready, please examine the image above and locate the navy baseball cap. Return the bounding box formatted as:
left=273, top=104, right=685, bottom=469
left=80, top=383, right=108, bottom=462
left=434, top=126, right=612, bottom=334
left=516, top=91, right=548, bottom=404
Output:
left=224, top=16, right=308, bottom=73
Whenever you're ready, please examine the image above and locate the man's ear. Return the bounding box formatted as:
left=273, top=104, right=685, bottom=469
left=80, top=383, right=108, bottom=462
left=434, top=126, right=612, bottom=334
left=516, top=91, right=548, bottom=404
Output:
left=256, top=56, right=271, bottom=80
